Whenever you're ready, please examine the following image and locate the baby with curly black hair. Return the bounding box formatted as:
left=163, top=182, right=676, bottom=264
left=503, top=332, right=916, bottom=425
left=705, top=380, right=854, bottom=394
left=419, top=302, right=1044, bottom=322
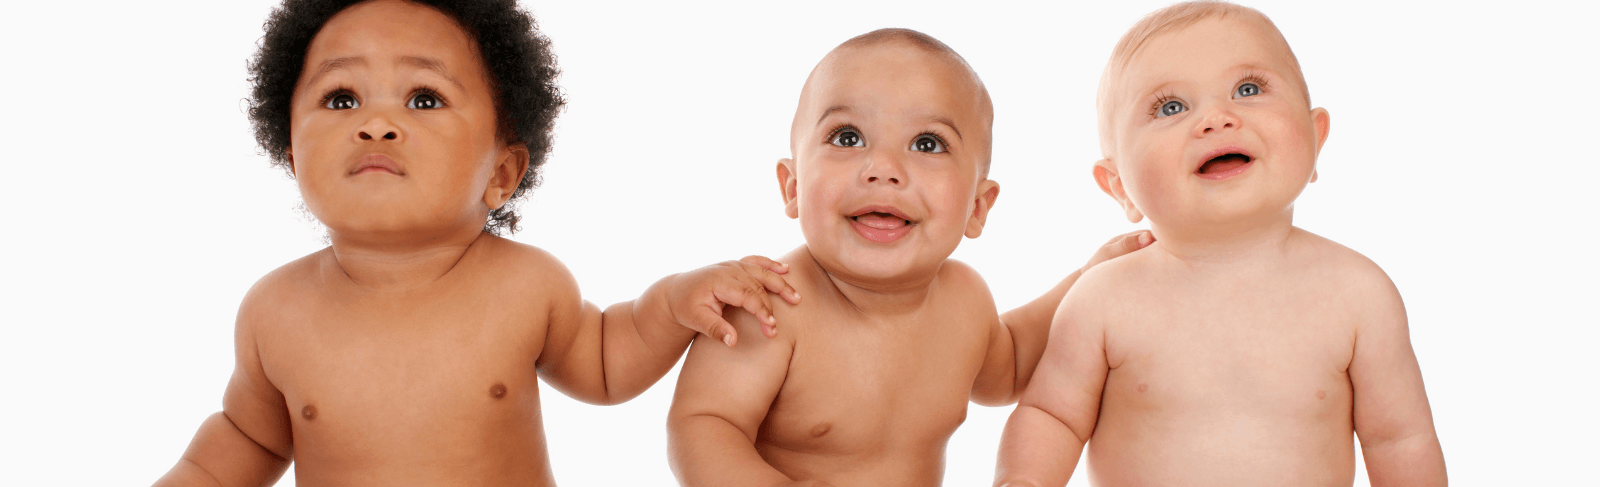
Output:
left=154, top=1, right=798, bottom=485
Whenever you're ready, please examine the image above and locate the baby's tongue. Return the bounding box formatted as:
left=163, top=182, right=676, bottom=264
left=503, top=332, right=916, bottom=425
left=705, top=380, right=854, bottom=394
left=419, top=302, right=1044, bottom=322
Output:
left=1200, top=155, right=1249, bottom=174
left=854, top=213, right=906, bottom=230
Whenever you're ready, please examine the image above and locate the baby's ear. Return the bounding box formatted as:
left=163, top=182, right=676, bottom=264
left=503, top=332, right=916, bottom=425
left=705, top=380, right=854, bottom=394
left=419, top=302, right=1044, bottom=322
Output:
left=484, top=143, right=530, bottom=209
left=1309, top=107, right=1331, bottom=184
left=963, top=179, right=1001, bottom=239
left=286, top=150, right=297, bottom=178
left=1093, top=159, right=1144, bottom=223
left=776, top=158, right=799, bottom=219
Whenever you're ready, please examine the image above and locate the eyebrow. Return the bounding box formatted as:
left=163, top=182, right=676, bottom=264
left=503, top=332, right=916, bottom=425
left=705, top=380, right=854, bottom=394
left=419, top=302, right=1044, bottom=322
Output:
left=305, top=55, right=466, bottom=91
left=815, top=105, right=964, bottom=141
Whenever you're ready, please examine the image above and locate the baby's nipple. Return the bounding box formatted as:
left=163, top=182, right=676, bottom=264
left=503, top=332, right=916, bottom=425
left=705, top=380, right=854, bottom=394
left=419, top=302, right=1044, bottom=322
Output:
left=490, top=383, right=507, bottom=399
left=301, top=405, right=317, bottom=421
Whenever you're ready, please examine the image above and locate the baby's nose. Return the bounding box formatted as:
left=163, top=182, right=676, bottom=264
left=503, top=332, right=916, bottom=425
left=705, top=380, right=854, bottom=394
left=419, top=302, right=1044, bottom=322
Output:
left=359, top=130, right=397, bottom=141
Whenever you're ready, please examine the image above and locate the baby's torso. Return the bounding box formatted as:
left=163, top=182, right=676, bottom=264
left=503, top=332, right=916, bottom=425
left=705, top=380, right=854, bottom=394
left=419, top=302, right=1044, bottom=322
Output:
left=1090, top=235, right=1363, bottom=486
left=756, top=256, right=996, bottom=486
left=254, top=245, right=556, bottom=486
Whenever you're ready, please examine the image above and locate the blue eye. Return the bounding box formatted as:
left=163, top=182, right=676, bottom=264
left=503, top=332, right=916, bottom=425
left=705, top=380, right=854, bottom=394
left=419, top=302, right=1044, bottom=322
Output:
left=408, top=92, right=441, bottom=110
left=1156, top=100, right=1186, bottom=118
left=911, top=134, right=945, bottom=153
left=1234, top=82, right=1261, bottom=99
left=325, top=93, right=359, bottom=110
left=830, top=128, right=864, bottom=147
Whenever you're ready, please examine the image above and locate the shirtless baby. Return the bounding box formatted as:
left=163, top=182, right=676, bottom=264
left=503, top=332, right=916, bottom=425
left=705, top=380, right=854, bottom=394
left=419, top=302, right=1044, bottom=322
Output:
left=667, top=29, right=1151, bottom=487
left=995, top=3, right=1446, bottom=486
left=153, top=1, right=798, bottom=485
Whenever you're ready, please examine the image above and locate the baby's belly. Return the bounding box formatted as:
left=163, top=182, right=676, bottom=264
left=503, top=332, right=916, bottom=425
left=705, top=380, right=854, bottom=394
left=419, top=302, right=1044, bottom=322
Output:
left=1087, top=373, right=1355, bottom=486
left=285, top=378, right=554, bottom=486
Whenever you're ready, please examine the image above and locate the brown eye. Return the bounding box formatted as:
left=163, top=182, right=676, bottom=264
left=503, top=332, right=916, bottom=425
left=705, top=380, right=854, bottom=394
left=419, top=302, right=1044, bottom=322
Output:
left=910, top=135, right=945, bottom=153
left=325, top=93, right=358, bottom=110
left=830, top=129, right=864, bottom=147
left=408, top=92, right=440, bottom=110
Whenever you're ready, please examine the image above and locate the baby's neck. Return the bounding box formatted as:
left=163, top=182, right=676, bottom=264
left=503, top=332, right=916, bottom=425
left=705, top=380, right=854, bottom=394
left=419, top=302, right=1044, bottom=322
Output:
left=326, top=227, right=487, bottom=290
left=1150, top=218, right=1299, bottom=269
left=806, top=253, right=939, bottom=321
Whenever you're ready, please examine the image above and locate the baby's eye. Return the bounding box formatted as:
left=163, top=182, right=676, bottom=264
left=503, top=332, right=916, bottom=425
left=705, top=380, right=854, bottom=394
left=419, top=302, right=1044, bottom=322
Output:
left=1234, top=82, right=1261, bottom=99
left=325, top=93, right=359, bottom=110
left=1156, top=100, right=1186, bottom=118
left=910, top=134, right=945, bottom=154
left=407, top=92, right=441, bottom=110
left=830, top=129, right=864, bottom=148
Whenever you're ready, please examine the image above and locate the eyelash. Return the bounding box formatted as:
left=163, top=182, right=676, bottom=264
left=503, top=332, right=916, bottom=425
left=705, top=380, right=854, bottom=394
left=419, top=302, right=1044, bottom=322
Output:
left=1148, top=90, right=1178, bottom=119
left=319, top=85, right=357, bottom=108
left=1145, top=72, right=1275, bottom=118
left=316, top=85, right=449, bottom=108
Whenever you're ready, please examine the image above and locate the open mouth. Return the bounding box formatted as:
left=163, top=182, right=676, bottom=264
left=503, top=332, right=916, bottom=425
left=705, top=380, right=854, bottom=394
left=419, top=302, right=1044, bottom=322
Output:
left=1198, top=153, right=1252, bottom=175
left=848, top=207, right=915, bottom=243
left=1196, top=149, right=1254, bottom=180
left=851, top=211, right=912, bottom=230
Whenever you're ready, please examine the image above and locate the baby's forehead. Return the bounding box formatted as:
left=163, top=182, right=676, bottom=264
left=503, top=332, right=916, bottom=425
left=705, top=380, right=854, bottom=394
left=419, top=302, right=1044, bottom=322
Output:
left=1099, top=14, right=1310, bottom=130
left=800, top=41, right=992, bottom=130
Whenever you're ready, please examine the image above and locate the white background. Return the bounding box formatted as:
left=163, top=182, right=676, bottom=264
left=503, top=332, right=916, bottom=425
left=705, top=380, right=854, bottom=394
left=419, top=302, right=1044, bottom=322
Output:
left=1, top=0, right=1596, bottom=485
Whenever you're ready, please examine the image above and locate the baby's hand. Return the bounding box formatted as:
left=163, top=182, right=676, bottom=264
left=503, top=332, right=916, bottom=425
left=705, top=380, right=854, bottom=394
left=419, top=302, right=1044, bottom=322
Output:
left=667, top=256, right=801, bottom=347
left=1081, top=230, right=1155, bottom=274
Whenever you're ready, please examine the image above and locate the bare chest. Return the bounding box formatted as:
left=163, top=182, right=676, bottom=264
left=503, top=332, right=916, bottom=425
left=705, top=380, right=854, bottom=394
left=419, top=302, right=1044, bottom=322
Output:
left=256, top=293, right=549, bottom=463
left=758, top=313, right=988, bottom=457
left=1103, top=280, right=1357, bottom=423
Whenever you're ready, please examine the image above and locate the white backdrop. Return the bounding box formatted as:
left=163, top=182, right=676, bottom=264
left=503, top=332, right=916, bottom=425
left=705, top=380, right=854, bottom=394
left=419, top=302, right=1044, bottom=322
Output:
left=1, top=0, right=1595, bottom=485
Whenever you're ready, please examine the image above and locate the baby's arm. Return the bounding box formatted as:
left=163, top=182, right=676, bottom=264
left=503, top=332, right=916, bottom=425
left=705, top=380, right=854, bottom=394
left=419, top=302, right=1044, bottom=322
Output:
left=972, top=230, right=1150, bottom=405
left=667, top=310, right=817, bottom=487
left=537, top=256, right=798, bottom=405
left=155, top=293, right=292, bottom=487
left=993, top=284, right=1111, bottom=487
left=1349, top=272, right=1446, bottom=486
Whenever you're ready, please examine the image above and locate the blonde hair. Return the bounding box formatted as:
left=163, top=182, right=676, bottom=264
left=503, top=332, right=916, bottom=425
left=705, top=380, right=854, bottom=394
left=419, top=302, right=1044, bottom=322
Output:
left=1096, top=1, right=1309, bottom=156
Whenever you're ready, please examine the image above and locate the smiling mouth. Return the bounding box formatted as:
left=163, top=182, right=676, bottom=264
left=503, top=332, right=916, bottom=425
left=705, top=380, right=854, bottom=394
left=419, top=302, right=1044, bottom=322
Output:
left=851, top=212, right=913, bottom=230
left=1198, top=153, right=1252, bottom=175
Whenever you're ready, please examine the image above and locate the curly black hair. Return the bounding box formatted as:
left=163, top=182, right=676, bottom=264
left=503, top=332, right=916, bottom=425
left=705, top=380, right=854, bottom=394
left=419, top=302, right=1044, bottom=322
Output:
left=248, top=0, right=563, bottom=235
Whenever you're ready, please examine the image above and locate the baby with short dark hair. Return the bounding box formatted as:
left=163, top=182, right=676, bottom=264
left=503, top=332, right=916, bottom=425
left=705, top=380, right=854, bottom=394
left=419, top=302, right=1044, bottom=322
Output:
left=154, top=1, right=796, bottom=485
left=666, top=28, right=1149, bottom=486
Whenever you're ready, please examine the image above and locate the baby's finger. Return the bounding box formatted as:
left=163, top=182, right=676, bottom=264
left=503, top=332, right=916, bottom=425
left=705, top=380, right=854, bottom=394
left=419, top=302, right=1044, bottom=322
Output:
left=713, top=282, right=779, bottom=329
left=686, top=305, right=739, bottom=347
left=741, top=261, right=801, bottom=305
left=739, top=255, right=791, bottom=275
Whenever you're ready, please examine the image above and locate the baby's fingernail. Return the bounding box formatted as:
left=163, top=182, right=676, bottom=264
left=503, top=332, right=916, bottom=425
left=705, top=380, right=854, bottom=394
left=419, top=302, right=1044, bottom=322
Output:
left=723, top=335, right=735, bottom=347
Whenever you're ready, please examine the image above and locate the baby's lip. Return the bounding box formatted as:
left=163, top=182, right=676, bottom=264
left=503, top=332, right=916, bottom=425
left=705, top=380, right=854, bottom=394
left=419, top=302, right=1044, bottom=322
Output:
left=351, top=153, right=403, bottom=175
left=848, top=205, right=915, bottom=224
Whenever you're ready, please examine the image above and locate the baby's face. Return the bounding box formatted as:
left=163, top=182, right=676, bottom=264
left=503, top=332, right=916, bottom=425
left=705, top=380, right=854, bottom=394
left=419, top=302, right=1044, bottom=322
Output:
left=1102, top=16, right=1328, bottom=231
left=781, top=43, right=996, bottom=284
left=288, top=0, right=518, bottom=239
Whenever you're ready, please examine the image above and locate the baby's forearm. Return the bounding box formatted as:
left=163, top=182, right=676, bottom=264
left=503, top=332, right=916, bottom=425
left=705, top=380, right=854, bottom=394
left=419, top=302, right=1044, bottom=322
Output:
left=668, top=413, right=794, bottom=487
left=154, top=412, right=289, bottom=487
left=994, top=405, right=1086, bottom=487
left=1362, top=431, right=1447, bottom=487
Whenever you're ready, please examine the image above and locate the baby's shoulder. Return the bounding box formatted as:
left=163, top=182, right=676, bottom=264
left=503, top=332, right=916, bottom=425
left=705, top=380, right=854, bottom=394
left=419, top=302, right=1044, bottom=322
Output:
left=1290, top=228, right=1400, bottom=298
left=233, top=248, right=336, bottom=332
left=1288, top=228, right=1405, bottom=323
left=465, top=233, right=579, bottom=294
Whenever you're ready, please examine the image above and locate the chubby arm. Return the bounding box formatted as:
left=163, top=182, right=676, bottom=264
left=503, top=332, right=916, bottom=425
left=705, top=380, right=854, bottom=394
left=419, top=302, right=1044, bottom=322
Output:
left=155, top=295, right=292, bottom=487
left=537, top=256, right=798, bottom=405
left=993, top=287, right=1111, bottom=487
left=668, top=310, right=809, bottom=487
left=973, top=231, right=1151, bottom=405
left=1350, top=275, right=1446, bottom=486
